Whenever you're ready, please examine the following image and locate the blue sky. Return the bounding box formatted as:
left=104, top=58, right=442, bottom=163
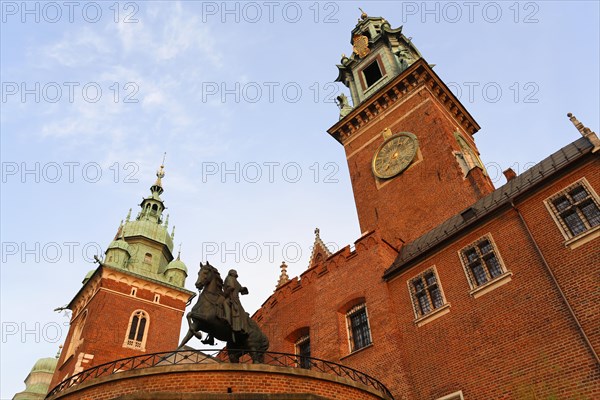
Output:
left=1, top=1, right=599, bottom=396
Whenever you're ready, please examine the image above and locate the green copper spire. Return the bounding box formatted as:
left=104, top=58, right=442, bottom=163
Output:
left=101, top=155, right=186, bottom=289
left=137, top=156, right=167, bottom=225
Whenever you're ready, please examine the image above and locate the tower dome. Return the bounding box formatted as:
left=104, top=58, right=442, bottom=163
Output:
left=164, top=250, right=187, bottom=287
left=13, top=357, right=57, bottom=400
left=30, top=357, right=57, bottom=374
left=106, top=239, right=131, bottom=254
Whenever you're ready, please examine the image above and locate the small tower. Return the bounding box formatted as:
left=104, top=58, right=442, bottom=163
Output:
left=328, top=12, right=495, bottom=247
left=49, top=161, right=194, bottom=389
left=336, top=11, right=422, bottom=110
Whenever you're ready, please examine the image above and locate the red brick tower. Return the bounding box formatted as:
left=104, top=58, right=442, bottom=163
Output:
left=329, top=14, right=494, bottom=247
left=49, top=163, right=194, bottom=389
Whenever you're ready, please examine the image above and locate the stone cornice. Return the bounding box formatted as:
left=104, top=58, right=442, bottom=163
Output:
left=328, top=58, right=480, bottom=145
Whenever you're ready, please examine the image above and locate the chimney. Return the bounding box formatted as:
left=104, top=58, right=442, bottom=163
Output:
left=503, top=168, right=517, bottom=182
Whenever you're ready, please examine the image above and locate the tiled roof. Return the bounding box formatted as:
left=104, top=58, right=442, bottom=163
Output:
left=383, top=137, right=595, bottom=280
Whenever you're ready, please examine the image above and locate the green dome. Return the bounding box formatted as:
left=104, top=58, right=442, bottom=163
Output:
left=31, top=357, right=57, bottom=374
left=165, top=258, right=187, bottom=273
left=106, top=239, right=131, bottom=254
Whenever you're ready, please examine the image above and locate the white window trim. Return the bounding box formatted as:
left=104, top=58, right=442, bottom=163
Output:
left=544, top=177, right=600, bottom=248
left=458, top=233, right=511, bottom=296
left=407, top=266, right=451, bottom=327
left=123, top=309, right=149, bottom=352
left=437, top=390, right=464, bottom=400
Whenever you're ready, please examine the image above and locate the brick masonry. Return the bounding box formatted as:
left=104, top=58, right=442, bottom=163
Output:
left=49, top=364, right=387, bottom=400
left=256, top=156, right=600, bottom=400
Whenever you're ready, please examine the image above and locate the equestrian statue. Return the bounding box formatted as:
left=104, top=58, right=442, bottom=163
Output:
left=178, top=262, right=269, bottom=363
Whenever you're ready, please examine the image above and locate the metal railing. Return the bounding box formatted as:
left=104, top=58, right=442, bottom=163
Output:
left=46, top=349, right=393, bottom=399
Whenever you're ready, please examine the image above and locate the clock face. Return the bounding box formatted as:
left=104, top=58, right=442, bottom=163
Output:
left=372, top=132, right=418, bottom=179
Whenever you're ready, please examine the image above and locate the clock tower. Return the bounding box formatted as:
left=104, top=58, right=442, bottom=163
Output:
left=329, top=13, right=494, bottom=247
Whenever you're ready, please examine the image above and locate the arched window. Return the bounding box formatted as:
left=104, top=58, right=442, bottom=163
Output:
left=144, top=253, right=152, bottom=264
left=123, top=310, right=149, bottom=351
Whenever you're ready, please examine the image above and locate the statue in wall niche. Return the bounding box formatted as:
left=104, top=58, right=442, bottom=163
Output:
left=178, top=262, right=269, bottom=363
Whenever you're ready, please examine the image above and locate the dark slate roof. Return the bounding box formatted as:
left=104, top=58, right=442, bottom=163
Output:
left=383, top=136, right=595, bottom=280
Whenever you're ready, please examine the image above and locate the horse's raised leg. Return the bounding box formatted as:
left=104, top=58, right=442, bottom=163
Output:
left=178, top=313, right=201, bottom=348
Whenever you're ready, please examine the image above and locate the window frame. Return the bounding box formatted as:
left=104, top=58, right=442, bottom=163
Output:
left=345, top=303, right=373, bottom=353
left=123, top=309, right=149, bottom=351
left=458, top=234, right=512, bottom=298
left=407, top=267, right=450, bottom=326
left=437, top=391, right=465, bottom=400
left=357, top=54, right=387, bottom=92
left=544, top=178, right=600, bottom=248
left=295, top=334, right=311, bottom=369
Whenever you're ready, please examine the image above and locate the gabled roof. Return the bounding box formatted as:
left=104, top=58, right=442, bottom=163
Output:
left=383, top=136, right=596, bottom=280
left=308, top=228, right=332, bottom=269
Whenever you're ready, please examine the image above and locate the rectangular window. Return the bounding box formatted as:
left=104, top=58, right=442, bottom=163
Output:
left=295, top=335, right=311, bottom=369
left=409, top=268, right=446, bottom=318
left=363, top=60, right=383, bottom=87
left=459, top=235, right=507, bottom=290
left=546, top=179, right=600, bottom=240
left=346, top=303, right=372, bottom=352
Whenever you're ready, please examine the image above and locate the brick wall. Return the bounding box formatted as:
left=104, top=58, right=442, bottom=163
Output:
left=256, top=155, right=600, bottom=400
left=49, top=364, right=387, bottom=400
left=341, top=83, right=494, bottom=247
left=50, top=272, right=189, bottom=390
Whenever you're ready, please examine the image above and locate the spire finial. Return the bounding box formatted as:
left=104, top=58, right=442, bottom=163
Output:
left=276, top=261, right=290, bottom=289
left=359, top=7, right=368, bottom=20
left=155, top=152, right=166, bottom=187
left=314, top=227, right=320, bottom=238
left=177, top=242, right=182, bottom=260
left=164, top=213, right=170, bottom=228
left=171, top=225, right=176, bottom=239
left=125, top=208, right=131, bottom=222
left=55, top=344, right=63, bottom=359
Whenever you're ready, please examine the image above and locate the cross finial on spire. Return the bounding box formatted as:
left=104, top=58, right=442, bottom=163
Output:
left=177, top=242, right=182, bottom=260
left=126, top=208, right=131, bottom=222
left=315, top=227, right=320, bottom=237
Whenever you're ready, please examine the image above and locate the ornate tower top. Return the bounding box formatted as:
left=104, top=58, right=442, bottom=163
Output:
left=101, top=157, right=187, bottom=288
left=335, top=13, right=422, bottom=112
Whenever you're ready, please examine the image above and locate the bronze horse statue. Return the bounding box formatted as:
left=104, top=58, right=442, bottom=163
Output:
left=178, top=262, right=269, bottom=363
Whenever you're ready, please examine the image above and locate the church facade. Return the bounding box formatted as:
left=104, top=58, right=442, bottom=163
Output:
left=254, top=13, right=600, bottom=400
left=16, top=13, right=599, bottom=400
